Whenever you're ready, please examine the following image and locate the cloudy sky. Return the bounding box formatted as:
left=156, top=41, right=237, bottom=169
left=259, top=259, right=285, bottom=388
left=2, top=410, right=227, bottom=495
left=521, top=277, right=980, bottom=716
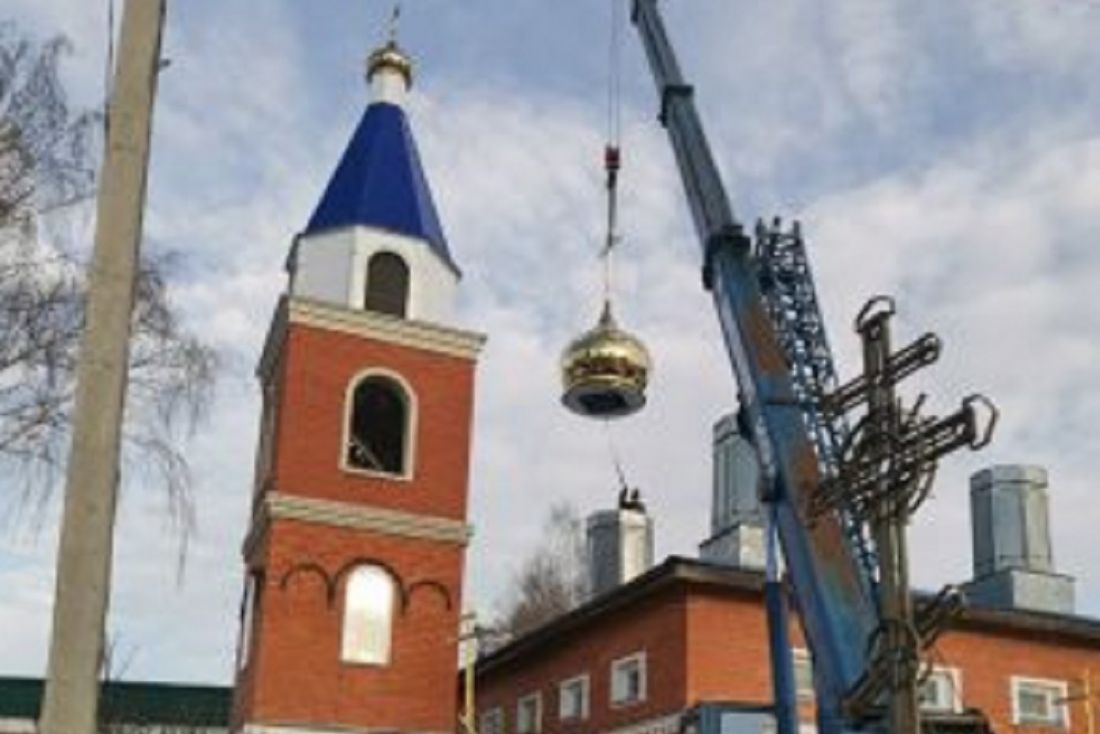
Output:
left=2, top=0, right=1099, bottom=684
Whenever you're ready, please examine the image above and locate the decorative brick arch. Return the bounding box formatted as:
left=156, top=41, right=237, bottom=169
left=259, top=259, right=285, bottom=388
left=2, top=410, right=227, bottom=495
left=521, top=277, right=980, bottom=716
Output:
left=278, top=562, right=336, bottom=607
left=333, top=556, right=410, bottom=613
left=407, top=579, right=454, bottom=611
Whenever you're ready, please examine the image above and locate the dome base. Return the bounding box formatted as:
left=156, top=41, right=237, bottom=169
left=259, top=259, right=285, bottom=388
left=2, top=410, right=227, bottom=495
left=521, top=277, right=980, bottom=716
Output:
left=562, top=379, right=646, bottom=419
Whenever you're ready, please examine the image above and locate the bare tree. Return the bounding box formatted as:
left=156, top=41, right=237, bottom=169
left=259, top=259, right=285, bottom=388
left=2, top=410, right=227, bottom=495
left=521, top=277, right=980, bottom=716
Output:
left=497, top=501, right=588, bottom=638
left=0, top=23, right=217, bottom=531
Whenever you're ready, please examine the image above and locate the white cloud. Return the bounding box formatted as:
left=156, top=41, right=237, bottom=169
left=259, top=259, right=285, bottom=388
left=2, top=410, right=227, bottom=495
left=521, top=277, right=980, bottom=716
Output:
left=805, top=129, right=1100, bottom=606
left=3, top=0, right=1100, bottom=684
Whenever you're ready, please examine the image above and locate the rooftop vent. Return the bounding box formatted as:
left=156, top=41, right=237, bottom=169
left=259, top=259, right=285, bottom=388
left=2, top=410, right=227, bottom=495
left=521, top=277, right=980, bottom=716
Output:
left=587, top=489, right=654, bottom=597
left=699, top=410, right=765, bottom=569
left=965, top=465, right=1075, bottom=614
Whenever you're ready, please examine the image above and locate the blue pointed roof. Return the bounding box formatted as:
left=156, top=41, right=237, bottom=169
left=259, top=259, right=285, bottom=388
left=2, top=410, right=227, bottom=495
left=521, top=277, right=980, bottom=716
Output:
left=305, top=101, right=458, bottom=273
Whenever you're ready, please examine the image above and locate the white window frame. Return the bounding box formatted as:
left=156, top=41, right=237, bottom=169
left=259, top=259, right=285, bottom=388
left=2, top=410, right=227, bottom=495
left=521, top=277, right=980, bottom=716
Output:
left=793, top=648, right=814, bottom=701
left=558, top=673, right=590, bottom=721
left=236, top=573, right=259, bottom=671
left=919, top=666, right=962, bottom=714
left=339, top=367, right=418, bottom=482
left=480, top=707, right=505, bottom=734
left=1012, top=676, right=1070, bottom=728
left=340, top=565, right=396, bottom=665
left=610, top=651, right=648, bottom=707
left=516, top=691, right=543, bottom=734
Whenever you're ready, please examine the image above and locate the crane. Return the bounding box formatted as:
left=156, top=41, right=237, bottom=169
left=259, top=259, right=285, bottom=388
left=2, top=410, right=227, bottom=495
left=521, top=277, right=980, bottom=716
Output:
left=628, top=2, right=996, bottom=733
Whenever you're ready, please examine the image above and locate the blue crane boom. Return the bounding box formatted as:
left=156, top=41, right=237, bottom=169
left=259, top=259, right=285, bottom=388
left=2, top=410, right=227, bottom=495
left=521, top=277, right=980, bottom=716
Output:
left=629, top=2, right=878, bottom=730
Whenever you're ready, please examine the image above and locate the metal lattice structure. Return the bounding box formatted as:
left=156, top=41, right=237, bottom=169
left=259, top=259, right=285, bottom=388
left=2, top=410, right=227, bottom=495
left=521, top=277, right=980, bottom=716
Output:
left=753, top=220, right=878, bottom=589
left=754, top=228, right=999, bottom=730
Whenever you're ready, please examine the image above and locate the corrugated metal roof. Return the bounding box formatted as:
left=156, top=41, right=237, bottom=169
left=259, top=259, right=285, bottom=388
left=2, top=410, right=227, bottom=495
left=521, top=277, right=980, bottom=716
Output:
left=305, top=101, right=457, bottom=274
left=0, top=678, right=39, bottom=720
left=0, top=678, right=230, bottom=727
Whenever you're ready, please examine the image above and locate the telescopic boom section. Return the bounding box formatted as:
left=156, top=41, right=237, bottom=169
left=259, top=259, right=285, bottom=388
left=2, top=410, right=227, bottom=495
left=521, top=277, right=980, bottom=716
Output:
left=630, top=1, right=876, bottom=728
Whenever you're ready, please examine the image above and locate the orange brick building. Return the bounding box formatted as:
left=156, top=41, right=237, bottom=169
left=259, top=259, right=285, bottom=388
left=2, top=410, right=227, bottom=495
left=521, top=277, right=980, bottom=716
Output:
left=473, top=421, right=1089, bottom=734
left=473, top=556, right=1100, bottom=734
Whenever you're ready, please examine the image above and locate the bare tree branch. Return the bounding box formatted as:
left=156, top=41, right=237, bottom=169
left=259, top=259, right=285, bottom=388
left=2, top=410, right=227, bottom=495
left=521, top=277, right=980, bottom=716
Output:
left=496, top=501, right=588, bottom=639
left=0, top=23, right=218, bottom=551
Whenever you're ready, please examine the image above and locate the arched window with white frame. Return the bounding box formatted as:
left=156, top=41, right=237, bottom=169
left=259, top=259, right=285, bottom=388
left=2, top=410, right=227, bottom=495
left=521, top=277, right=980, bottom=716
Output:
left=345, top=373, right=412, bottom=476
left=341, top=565, right=397, bottom=665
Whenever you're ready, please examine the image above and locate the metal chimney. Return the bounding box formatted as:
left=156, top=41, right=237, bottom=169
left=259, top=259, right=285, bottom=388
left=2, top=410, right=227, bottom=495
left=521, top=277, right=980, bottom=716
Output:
left=587, top=490, right=654, bottom=598
left=965, top=465, right=1075, bottom=614
left=699, top=410, right=765, bottom=569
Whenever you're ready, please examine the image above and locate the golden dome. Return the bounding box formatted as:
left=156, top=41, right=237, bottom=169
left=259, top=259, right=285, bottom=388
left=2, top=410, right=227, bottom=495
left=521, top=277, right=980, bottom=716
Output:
left=561, top=302, right=652, bottom=419
left=367, top=40, right=413, bottom=88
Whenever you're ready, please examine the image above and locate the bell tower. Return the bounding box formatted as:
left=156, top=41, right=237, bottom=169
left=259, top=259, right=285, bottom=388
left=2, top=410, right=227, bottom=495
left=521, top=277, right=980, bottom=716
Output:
left=232, top=34, right=484, bottom=734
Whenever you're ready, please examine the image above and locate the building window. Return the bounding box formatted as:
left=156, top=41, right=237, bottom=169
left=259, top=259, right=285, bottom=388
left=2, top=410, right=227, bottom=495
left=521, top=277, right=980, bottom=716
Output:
left=346, top=374, right=410, bottom=476
left=341, top=565, right=396, bottom=665
left=480, top=708, right=505, bottom=734
left=919, top=667, right=961, bottom=713
left=516, top=692, right=542, bottom=734
left=253, top=382, right=277, bottom=493
left=1012, top=677, right=1069, bottom=728
left=365, top=251, right=409, bottom=318
left=559, top=674, right=590, bottom=721
left=237, top=573, right=259, bottom=671
left=610, top=652, right=647, bottom=707
left=793, top=649, right=814, bottom=700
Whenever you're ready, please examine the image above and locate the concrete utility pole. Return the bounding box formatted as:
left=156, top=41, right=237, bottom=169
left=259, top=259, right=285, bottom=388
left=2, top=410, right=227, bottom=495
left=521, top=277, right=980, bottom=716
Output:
left=39, top=2, right=166, bottom=734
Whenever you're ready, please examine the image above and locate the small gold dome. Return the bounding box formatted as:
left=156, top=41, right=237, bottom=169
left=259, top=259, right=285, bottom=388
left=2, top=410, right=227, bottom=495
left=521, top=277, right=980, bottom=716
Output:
left=367, top=40, right=413, bottom=88
left=561, top=303, right=652, bottom=419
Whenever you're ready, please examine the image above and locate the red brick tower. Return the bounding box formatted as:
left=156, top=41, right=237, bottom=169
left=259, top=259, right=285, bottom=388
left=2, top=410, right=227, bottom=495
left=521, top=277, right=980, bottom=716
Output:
left=232, top=36, right=484, bottom=734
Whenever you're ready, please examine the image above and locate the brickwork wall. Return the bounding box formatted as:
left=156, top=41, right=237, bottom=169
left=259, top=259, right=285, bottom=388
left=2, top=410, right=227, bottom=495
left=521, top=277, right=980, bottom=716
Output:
left=934, top=624, right=1100, bottom=734
left=686, top=586, right=1100, bottom=733
left=272, top=321, right=478, bottom=521
left=234, top=318, right=479, bottom=732
left=476, top=587, right=689, bottom=734
left=477, top=577, right=1100, bottom=734
left=239, top=519, right=464, bottom=731
left=685, top=588, right=779, bottom=706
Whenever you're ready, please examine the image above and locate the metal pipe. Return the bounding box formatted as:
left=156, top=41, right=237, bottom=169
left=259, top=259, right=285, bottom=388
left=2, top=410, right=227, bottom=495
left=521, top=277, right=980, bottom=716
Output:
left=765, top=504, right=800, bottom=734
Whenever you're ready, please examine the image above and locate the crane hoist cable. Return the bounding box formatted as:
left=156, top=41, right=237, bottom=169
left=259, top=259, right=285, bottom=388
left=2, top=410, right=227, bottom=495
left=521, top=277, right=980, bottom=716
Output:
left=560, top=2, right=650, bottom=426
left=607, top=0, right=623, bottom=147
left=603, top=420, right=631, bottom=496
left=601, top=0, right=625, bottom=306
left=599, top=0, right=636, bottom=495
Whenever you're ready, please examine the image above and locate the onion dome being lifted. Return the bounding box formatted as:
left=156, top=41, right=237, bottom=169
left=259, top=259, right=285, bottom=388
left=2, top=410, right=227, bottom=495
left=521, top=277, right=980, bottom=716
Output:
left=561, top=300, right=651, bottom=419
left=561, top=6, right=651, bottom=422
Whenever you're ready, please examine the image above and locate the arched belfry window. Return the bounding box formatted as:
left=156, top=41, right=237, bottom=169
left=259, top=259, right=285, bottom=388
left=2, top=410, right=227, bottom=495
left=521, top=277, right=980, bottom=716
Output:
left=365, top=252, right=409, bottom=318
left=341, top=565, right=396, bottom=665
left=346, top=374, right=410, bottom=475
